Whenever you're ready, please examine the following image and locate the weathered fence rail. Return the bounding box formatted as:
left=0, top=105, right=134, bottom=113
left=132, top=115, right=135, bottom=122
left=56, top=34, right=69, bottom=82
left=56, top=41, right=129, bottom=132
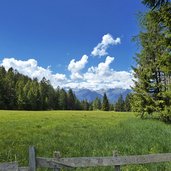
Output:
left=1, top=146, right=171, bottom=171
left=0, top=162, right=18, bottom=171
left=0, top=162, right=28, bottom=171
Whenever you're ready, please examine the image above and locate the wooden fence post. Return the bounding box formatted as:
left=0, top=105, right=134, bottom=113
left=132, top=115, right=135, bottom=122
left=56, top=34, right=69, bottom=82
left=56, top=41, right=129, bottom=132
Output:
left=29, top=146, right=36, bottom=171
left=115, top=165, right=121, bottom=171
left=53, top=151, right=61, bottom=171
left=113, top=150, right=121, bottom=171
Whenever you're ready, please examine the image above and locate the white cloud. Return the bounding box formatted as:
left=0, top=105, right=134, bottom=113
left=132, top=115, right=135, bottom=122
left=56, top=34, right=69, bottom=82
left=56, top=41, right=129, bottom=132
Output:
left=87, top=56, right=114, bottom=77
left=68, top=54, right=88, bottom=80
left=1, top=58, right=67, bottom=88
left=91, top=34, right=121, bottom=57
left=0, top=31, right=134, bottom=91
left=83, top=56, right=134, bottom=90
left=0, top=57, right=134, bottom=90
left=68, top=54, right=88, bottom=73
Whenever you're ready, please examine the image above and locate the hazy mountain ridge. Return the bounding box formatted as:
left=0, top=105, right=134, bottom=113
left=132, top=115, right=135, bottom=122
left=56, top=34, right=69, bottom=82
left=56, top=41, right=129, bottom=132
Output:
left=73, top=88, right=103, bottom=102
left=74, top=88, right=132, bottom=103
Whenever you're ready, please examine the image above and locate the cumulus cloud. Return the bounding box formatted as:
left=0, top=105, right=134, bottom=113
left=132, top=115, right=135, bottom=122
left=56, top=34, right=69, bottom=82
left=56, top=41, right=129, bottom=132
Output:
left=1, top=58, right=67, bottom=88
left=91, top=34, right=121, bottom=57
left=0, top=57, right=134, bottom=90
left=0, top=31, right=134, bottom=91
left=86, top=56, right=114, bottom=77
left=83, top=56, right=134, bottom=90
left=68, top=55, right=88, bottom=80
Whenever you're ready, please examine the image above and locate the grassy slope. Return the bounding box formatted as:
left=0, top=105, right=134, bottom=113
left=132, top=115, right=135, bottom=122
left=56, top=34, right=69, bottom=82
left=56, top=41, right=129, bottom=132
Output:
left=0, top=110, right=171, bottom=170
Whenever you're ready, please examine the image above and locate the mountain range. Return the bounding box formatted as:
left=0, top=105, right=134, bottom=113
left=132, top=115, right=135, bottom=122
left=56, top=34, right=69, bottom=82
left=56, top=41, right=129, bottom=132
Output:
left=73, top=88, right=132, bottom=103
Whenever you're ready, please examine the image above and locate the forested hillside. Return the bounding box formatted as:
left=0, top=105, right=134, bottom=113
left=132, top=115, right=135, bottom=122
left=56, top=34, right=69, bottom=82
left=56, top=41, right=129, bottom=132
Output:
left=0, top=66, right=131, bottom=111
left=0, top=66, right=81, bottom=110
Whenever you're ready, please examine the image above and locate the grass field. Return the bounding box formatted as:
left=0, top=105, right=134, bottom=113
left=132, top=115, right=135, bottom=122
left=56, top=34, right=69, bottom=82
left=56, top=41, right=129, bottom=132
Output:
left=0, top=110, right=171, bottom=170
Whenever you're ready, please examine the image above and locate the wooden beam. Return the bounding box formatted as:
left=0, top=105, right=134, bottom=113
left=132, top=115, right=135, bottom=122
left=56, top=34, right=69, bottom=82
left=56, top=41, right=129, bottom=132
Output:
left=36, top=153, right=171, bottom=168
left=18, top=167, right=29, bottom=171
left=36, top=157, right=74, bottom=169
left=0, top=162, right=18, bottom=171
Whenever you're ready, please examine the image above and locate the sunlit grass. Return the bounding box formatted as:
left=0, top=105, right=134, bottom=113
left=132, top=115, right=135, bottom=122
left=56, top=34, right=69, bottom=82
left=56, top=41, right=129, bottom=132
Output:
left=0, top=110, right=171, bottom=170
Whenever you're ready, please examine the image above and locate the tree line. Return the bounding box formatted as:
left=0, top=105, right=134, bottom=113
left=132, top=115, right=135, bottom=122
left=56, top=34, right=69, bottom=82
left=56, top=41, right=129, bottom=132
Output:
left=91, top=94, right=131, bottom=112
left=132, top=0, right=171, bottom=122
left=0, top=66, right=131, bottom=111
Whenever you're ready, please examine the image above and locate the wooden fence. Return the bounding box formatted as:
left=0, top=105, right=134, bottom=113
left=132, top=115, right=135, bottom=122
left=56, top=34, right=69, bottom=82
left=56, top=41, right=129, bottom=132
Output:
left=1, top=146, right=171, bottom=171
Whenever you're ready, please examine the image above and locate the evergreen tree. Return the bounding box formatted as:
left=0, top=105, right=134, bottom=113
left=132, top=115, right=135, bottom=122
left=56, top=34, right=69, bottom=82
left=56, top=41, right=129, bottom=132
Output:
left=59, top=88, right=67, bottom=110
left=0, top=66, right=84, bottom=111
left=54, top=87, right=60, bottom=110
left=124, top=94, right=131, bottom=112
left=46, top=84, right=56, bottom=110
left=132, top=2, right=171, bottom=121
left=0, top=66, right=6, bottom=109
left=27, top=80, right=42, bottom=110
left=67, top=89, right=76, bottom=110
left=110, top=104, right=114, bottom=111
left=39, top=77, right=53, bottom=110
left=102, top=93, right=109, bottom=111
left=115, top=95, right=125, bottom=112
left=75, top=99, right=82, bottom=110
left=23, top=80, right=32, bottom=110
left=4, top=68, right=17, bottom=109
left=81, top=100, right=90, bottom=110
left=92, top=97, right=101, bottom=110
left=16, top=79, right=27, bottom=110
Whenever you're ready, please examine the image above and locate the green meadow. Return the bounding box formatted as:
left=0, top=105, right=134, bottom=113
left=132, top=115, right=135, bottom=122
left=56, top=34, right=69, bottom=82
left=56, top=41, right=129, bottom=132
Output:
left=0, top=110, right=171, bottom=170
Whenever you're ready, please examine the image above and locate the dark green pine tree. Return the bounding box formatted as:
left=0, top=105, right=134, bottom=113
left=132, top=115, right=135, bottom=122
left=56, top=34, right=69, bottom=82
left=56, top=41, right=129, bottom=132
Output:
left=0, top=66, right=6, bottom=109
left=124, top=94, right=131, bottom=112
left=0, top=66, right=83, bottom=110
left=4, top=68, right=17, bottom=109
left=92, top=97, right=101, bottom=110
left=81, top=100, right=90, bottom=110
left=59, top=88, right=67, bottom=110
left=67, top=89, right=76, bottom=110
left=39, top=77, right=54, bottom=110
left=16, top=79, right=27, bottom=110
left=102, top=93, right=109, bottom=111
left=46, top=84, right=56, bottom=110
left=27, top=80, right=42, bottom=110
left=115, top=95, right=125, bottom=112
left=132, top=2, right=171, bottom=120
left=110, top=104, right=114, bottom=111
left=54, top=86, right=60, bottom=110
left=75, top=99, right=82, bottom=110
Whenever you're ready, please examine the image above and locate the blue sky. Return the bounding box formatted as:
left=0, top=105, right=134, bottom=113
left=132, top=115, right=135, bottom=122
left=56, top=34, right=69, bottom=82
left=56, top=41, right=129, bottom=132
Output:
left=0, top=0, right=147, bottom=90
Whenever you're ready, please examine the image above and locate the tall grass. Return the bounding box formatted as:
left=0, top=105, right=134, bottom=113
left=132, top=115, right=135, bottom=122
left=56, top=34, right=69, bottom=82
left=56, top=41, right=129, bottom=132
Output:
left=0, top=110, right=171, bottom=170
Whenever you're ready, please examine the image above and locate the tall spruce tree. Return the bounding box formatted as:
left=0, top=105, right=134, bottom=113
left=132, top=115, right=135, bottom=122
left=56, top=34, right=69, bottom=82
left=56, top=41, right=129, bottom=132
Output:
left=102, top=93, right=109, bottom=111
left=67, top=89, right=76, bottom=110
left=81, top=100, right=90, bottom=110
left=5, top=68, right=17, bottom=109
left=132, top=2, right=171, bottom=121
left=115, top=95, right=125, bottom=112
left=59, top=88, right=68, bottom=110
left=125, top=94, right=131, bottom=112
left=0, top=66, right=6, bottom=109
left=92, top=97, right=101, bottom=110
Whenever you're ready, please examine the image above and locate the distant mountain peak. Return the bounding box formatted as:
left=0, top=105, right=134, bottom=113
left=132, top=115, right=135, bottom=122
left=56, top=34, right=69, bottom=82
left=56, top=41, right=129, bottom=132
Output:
left=74, top=88, right=132, bottom=103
